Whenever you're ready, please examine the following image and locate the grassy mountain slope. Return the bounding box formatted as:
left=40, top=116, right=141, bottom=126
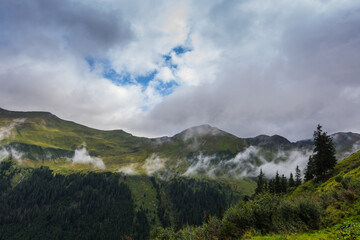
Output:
left=1, top=108, right=360, bottom=195
left=151, top=150, right=360, bottom=239
left=247, top=150, right=360, bottom=239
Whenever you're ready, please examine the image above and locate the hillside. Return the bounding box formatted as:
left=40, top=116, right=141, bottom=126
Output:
left=1, top=108, right=360, bottom=191
left=151, top=150, right=360, bottom=239
left=0, top=158, right=242, bottom=240
left=2, top=108, right=360, bottom=239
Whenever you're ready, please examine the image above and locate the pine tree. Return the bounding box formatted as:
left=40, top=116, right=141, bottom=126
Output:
left=255, top=169, right=265, bottom=194
left=281, top=174, right=287, bottom=193
left=275, top=171, right=281, bottom=194
left=305, top=155, right=315, bottom=181
left=295, top=165, right=302, bottom=186
left=289, top=172, right=295, bottom=188
left=268, top=179, right=275, bottom=194
left=307, top=124, right=337, bottom=181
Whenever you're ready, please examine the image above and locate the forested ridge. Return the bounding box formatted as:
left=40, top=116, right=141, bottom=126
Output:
left=151, top=128, right=360, bottom=240
left=0, top=159, right=234, bottom=240
left=0, top=161, right=135, bottom=239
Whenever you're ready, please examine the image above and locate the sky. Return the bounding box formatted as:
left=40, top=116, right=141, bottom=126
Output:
left=1, top=0, right=360, bottom=141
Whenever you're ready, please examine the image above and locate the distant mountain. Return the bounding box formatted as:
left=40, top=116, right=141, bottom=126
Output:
left=1, top=108, right=359, bottom=180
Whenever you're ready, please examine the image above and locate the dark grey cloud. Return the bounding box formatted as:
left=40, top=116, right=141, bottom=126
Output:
left=0, top=0, right=359, bottom=142
left=139, top=1, right=360, bottom=140
left=0, top=0, right=133, bottom=56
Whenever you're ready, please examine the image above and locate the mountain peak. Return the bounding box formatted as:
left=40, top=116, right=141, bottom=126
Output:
left=245, top=134, right=290, bottom=147
left=174, top=124, right=225, bottom=140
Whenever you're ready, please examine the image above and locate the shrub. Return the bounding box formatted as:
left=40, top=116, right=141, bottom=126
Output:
left=297, top=198, right=321, bottom=230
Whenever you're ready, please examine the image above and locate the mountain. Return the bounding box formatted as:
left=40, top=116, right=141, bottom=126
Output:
left=1, top=108, right=360, bottom=180
left=152, top=149, right=360, bottom=239
left=1, top=108, right=360, bottom=239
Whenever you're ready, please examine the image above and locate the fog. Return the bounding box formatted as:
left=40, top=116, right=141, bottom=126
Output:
left=71, top=146, right=105, bottom=169
left=142, top=154, right=166, bottom=175
left=182, top=146, right=311, bottom=178
left=0, top=118, right=26, bottom=141
left=0, top=147, right=24, bottom=163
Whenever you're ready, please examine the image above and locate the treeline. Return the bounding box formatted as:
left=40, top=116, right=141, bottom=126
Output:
left=0, top=159, right=237, bottom=240
left=0, top=160, right=138, bottom=240
left=255, top=166, right=302, bottom=195
left=150, top=125, right=341, bottom=239
left=152, top=176, right=232, bottom=229
left=151, top=193, right=321, bottom=239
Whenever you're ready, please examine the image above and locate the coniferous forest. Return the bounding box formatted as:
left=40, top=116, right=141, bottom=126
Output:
left=0, top=159, right=235, bottom=240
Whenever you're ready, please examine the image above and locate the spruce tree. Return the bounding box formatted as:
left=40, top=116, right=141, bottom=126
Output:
left=295, top=165, right=302, bottom=186
left=289, top=172, right=295, bottom=188
left=305, top=155, right=315, bottom=181
left=307, top=124, right=337, bottom=181
left=281, top=174, right=287, bottom=193
left=268, top=179, right=275, bottom=194
left=255, top=169, right=265, bottom=194
left=275, top=171, right=281, bottom=194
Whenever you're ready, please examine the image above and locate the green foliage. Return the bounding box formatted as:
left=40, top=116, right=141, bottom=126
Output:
left=0, top=163, right=138, bottom=239
left=289, top=172, right=295, bottom=188
left=221, top=194, right=321, bottom=238
left=295, top=165, right=302, bottom=187
left=305, top=125, right=337, bottom=181
left=166, top=177, right=228, bottom=226
left=255, top=169, right=265, bottom=194
left=335, top=221, right=360, bottom=240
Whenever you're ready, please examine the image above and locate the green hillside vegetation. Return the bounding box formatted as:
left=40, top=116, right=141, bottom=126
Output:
left=0, top=158, right=241, bottom=239
left=151, top=150, right=360, bottom=239
left=0, top=108, right=257, bottom=195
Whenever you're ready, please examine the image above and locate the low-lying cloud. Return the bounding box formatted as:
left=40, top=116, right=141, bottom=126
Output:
left=71, top=146, right=105, bottom=169
left=183, top=146, right=260, bottom=178
left=259, top=150, right=311, bottom=178
left=0, top=118, right=26, bottom=141
left=183, top=146, right=311, bottom=178
left=0, top=147, right=24, bottom=162
left=118, top=163, right=138, bottom=175
left=142, top=154, right=166, bottom=175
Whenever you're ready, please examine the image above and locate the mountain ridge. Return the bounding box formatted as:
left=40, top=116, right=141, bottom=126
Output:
left=1, top=108, right=360, bottom=180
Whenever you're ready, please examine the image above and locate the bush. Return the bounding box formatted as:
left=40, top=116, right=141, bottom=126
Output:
left=335, top=175, right=343, bottom=183
left=297, top=198, right=321, bottom=230
left=219, top=194, right=322, bottom=239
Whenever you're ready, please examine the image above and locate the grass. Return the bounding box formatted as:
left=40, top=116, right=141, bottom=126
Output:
left=121, top=175, right=161, bottom=227
left=1, top=109, right=258, bottom=196
left=250, top=150, right=360, bottom=240
left=246, top=217, right=360, bottom=239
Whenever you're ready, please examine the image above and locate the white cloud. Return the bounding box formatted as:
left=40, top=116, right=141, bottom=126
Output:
left=182, top=146, right=310, bottom=178
left=155, top=67, right=175, bottom=83
left=72, top=146, right=105, bottom=169
left=0, top=119, right=26, bottom=141
left=1, top=0, right=360, bottom=140
left=0, top=147, right=24, bottom=163
left=118, top=163, right=138, bottom=175
left=142, top=154, right=167, bottom=175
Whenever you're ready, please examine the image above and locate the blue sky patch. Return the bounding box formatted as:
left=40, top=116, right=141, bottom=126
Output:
left=156, top=81, right=178, bottom=96
left=85, top=56, right=177, bottom=96
left=172, top=45, right=192, bottom=55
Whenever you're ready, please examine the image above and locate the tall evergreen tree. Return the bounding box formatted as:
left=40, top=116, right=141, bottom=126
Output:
left=268, top=179, right=275, bottom=194
left=295, top=165, right=302, bottom=186
left=280, top=174, right=288, bottom=193
left=275, top=171, right=281, bottom=194
left=305, top=155, right=315, bottom=181
left=289, top=172, right=295, bottom=188
left=307, top=124, right=337, bottom=181
left=255, top=169, right=265, bottom=194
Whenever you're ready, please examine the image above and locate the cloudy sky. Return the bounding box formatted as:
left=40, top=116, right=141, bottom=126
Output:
left=1, top=0, right=360, bottom=140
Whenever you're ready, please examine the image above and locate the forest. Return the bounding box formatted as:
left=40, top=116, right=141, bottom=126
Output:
left=0, top=159, right=234, bottom=240
left=151, top=127, right=360, bottom=239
